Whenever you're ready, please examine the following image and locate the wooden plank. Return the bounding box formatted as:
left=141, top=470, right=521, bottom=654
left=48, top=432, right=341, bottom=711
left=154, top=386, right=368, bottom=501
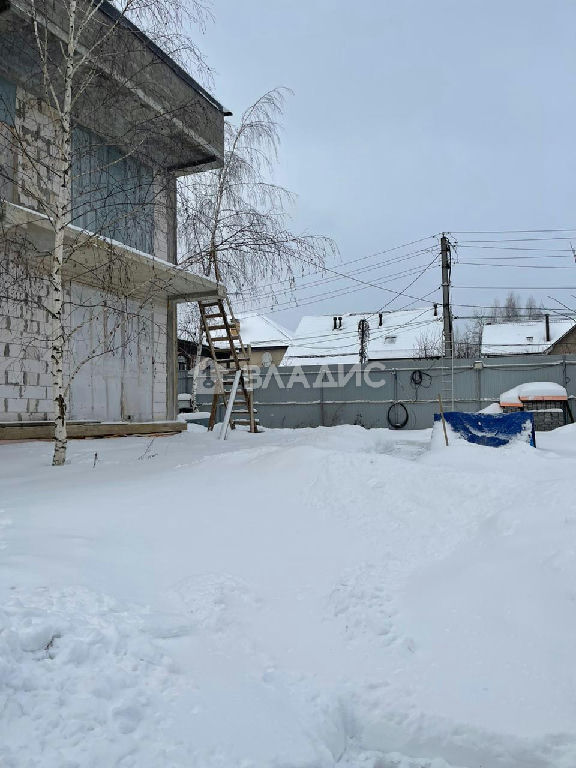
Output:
left=0, top=421, right=186, bottom=441
left=219, top=369, right=242, bottom=440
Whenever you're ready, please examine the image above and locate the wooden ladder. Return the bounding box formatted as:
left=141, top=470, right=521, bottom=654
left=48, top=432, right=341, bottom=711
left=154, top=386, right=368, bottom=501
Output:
left=198, top=297, right=259, bottom=433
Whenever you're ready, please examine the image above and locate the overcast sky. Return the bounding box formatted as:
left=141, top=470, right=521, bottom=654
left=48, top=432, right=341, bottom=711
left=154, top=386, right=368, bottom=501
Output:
left=197, top=0, right=576, bottom=332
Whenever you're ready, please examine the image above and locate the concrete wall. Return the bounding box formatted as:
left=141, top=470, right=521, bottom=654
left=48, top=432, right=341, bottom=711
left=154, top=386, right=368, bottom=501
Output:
left=1, top=273, right=169, bottom=422
left=67, top=284, right=167, bottom=422
left=179, top=354, right=576, bottom=430
left=1, top=265, right=53, bottom=422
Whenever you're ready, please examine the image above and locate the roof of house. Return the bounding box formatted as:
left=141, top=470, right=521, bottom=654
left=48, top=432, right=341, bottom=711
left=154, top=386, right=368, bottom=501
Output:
left=481, top=318, right=575, bottom=356
left=0, top=0, right=226, bottom=173
left=97, top=1, right=228, bottom=116
left=213, top=313, right=293, bottom=350
left=283, top=308, right=444, bottom=365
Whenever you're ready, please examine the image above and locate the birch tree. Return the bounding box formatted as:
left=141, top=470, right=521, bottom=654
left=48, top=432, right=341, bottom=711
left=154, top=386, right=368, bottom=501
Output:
left=178, top=88, right=336, bottom=409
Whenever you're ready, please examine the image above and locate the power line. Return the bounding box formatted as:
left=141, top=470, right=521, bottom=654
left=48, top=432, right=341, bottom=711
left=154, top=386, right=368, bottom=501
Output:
left=457, top=236, right=576, bottom=243
left=457, top=245, right=574, bottom=252
left=226, top=236, right=438, bottom=296
left=451, top=227, right=576, bottom=234
left=237, top=251, right=441, bottom=316
left=270, top=258, right=443, bottom=353
left=238, top=244, right=443, bottom=356
left=229, top=244, right=438, bottom=303
left=457, top=261, right=576, bottom=269
left=234, top=254, right=438, bottom=306
left=454, top=285, right=576, bottom=290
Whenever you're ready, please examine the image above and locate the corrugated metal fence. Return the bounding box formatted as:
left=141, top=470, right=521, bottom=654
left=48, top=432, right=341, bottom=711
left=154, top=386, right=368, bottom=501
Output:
left=178, top=354, right=576, bottom=430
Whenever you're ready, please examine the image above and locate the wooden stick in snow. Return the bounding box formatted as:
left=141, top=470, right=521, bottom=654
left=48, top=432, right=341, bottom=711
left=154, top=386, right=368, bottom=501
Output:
left=438, top=394, right=449, bottom=446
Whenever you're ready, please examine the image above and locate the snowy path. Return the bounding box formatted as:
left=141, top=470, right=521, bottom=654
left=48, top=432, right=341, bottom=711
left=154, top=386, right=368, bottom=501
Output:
left=1, top=424, right=575, bottom=767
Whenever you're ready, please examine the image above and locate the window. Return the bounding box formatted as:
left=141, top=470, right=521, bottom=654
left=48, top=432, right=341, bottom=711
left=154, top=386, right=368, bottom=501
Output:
left=526, top=336, right=534, bottom=343
left=0, top=75, right=16, bottom=201
left=0, top=75, right=16, bottom=125
left=71, top=126, right=155, bottom=254
left=385, top=335, right=397, bottom=344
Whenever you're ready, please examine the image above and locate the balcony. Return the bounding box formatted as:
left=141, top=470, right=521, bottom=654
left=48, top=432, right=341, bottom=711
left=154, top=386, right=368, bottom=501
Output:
left=1, top=200, right=223, bottom=302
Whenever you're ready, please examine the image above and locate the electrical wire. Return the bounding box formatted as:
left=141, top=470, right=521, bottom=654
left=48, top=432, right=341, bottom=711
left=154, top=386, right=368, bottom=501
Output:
left=450, top=227, right=576, bottom=234
left=234, top=254, right=438, bottom=306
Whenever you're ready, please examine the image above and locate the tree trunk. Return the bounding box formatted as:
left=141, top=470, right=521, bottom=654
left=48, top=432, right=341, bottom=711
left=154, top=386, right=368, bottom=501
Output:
left=51, top=222, right=67, bottom=466
left=51, top=0, right=77, bottom=466
left=189, top=319, right=204, bottom=412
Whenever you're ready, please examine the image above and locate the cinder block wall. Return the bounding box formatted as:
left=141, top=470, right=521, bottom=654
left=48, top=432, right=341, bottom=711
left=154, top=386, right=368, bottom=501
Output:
left=1, top=85, right=170, bottom=423
left=1, top=248, right=53, bottom=422
left=1, top=277, right=170, bottom=423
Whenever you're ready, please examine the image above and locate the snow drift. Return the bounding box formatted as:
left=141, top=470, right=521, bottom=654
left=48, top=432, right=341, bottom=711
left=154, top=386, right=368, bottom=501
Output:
left=1, top=424, right=575, bottom=767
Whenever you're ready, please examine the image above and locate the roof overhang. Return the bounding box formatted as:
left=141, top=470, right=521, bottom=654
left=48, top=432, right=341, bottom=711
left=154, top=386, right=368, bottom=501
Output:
left=1, top=200, right=223, bottom=302
left=0, top=0, right=225, bottom=175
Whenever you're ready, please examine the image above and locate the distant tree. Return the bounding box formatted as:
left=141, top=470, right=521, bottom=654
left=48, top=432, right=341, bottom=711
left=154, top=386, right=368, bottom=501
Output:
left=525, top=295, right=544, bottom=320
left=502, top=291, right=522, bottom=322
left=454, top=325, right=480, bottom=358
left=179, top=88, right=335, bottom=298
left=490, top=298, right=502, bottom=322
left=470, top=308, right=487, bottom=340
left=413, top=329, right=443, bottom=358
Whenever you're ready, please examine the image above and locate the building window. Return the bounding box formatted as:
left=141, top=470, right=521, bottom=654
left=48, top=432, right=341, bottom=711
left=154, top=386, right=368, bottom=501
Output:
left=0, top=75, right=16, bottom=126
left=526, top=336, right=534, bottom=343
left=71, top=126, right=155, bottom=254
left=385, top=335, right=397, bottom=344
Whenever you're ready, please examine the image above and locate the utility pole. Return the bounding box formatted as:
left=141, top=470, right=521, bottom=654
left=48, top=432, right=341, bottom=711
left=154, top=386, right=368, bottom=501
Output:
left=441, top=234, right=453, bottom=358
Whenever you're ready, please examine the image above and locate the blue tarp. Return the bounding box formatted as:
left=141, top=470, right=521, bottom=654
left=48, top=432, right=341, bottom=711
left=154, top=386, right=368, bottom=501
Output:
left=434, top=411, right=535, bottom=447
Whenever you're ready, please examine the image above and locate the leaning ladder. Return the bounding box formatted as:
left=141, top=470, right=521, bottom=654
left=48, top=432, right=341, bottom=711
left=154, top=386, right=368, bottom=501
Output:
left=198, top=297, right=259, bottom=433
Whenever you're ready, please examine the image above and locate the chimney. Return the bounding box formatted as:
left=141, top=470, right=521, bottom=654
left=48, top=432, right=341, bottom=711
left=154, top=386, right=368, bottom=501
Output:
left=333, top=316, right=338, bottom=330
left=338, top=316, right=342, bottom=329
left=379, top=313, right=383, bottom=326
left=545, top=313, right=551, bottom=343
left=433, top=303, right=438, bottom=317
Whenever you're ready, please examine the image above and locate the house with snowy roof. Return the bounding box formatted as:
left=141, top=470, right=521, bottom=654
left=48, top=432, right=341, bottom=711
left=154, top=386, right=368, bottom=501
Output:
left=481, top=315, right=576, bottom=356
left=213, top=313, right=293, bottom=367
left=283, top=307, right=444, bottom=365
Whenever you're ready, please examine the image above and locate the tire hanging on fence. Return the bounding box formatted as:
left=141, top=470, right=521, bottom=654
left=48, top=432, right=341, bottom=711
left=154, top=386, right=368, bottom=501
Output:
left=387, top=402, right=409, bottom=429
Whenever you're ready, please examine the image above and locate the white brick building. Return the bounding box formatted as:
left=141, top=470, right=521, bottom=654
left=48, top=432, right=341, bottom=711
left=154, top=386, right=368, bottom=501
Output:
left=0, top=0, right=225, bottom=426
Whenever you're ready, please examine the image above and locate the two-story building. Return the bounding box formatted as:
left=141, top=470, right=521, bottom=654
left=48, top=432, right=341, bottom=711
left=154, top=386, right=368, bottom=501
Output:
left=0, top=0, right=226, bottom=435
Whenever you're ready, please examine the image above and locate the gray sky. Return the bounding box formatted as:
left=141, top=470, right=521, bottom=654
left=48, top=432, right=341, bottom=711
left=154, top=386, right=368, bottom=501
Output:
left=198, top=0, right=576, bottom=332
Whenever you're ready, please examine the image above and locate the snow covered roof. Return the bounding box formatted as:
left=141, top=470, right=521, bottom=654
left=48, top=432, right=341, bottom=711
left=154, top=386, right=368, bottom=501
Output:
left=283, top=308, right=444, bottom=365
left=214, top=313, right=293, bottom=350
left=481, top=319, right=575, bottom=356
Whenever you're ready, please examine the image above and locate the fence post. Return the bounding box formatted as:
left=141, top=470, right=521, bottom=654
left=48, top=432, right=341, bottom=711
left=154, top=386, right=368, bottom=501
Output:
left=476, top=362, right=482, bottom=411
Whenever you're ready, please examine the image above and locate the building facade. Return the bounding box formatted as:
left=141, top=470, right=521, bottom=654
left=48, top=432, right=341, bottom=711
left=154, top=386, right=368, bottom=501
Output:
left=0, top=0, right=225, bottom=424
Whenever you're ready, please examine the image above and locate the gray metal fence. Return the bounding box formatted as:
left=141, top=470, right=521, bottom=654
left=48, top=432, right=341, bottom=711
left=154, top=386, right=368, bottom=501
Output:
left=178, top=354, right=576, bottom=430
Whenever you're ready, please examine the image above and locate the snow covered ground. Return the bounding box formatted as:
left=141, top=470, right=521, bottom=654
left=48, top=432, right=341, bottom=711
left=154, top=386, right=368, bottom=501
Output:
left=1, top=423, right=576, bottom=767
